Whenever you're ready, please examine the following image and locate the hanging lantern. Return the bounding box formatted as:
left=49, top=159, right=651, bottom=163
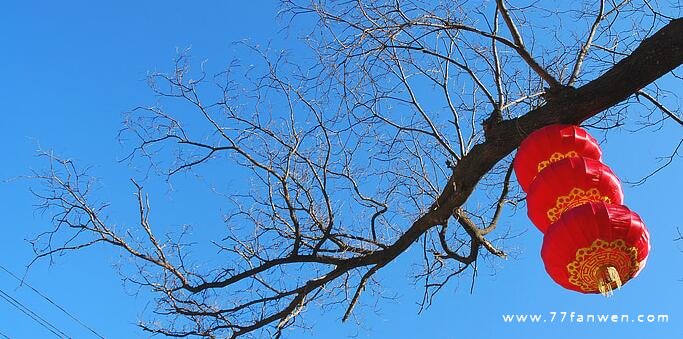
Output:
left=526, top=156, right=623, bottom=233
left=514, top=124, right=602, bottom=192
left=541, top=202, right=650, bottom=295
left=514, top=124, right=650, bottom=295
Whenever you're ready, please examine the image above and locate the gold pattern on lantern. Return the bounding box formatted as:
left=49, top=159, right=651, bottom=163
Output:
left=546, top=188, right=611, bottom=223
left=537, top=151, right=578, bottom=172
left=566, top=239, right=639, bottom=294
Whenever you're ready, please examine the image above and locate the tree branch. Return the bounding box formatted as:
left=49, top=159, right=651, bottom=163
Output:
left=495, top=0, right=562, bottom=87
left=636, top=89, right=683, bottom=126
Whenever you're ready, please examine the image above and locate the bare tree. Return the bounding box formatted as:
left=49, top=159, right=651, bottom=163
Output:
left=29, top=1, right=682, bottom=337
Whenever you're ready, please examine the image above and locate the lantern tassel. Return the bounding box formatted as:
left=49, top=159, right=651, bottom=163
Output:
left=598, top=266, right=622, bottom=297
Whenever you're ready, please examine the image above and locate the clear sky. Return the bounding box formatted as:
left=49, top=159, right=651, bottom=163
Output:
left=0, top=1, right=681, bottom=338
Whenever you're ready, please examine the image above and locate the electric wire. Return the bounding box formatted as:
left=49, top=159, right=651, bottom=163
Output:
left=0, top=265, right=105, bottom=338
left=0, top=288, right=68, bottom=338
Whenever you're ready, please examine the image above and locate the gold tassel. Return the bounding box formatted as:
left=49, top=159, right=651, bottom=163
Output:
left=598, top=266, right=622, bottom=297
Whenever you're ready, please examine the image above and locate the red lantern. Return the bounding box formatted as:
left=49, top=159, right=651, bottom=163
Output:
left=514, top=124, right=650, bottom=295
left=541, top=202, right=650, bottom=295
left=526, top=156, right=623, bottom=233
left=514, top=124, right=602, bottom=192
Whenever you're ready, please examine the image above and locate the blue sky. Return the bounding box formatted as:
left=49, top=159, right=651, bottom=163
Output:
left=1, top=1, right=682, bottom=338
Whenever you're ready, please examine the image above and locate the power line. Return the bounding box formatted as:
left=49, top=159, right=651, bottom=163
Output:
left=0, top=328, right=10, bottom=339
left=0, top=265, right=105, bottom=339
left=0, top=288, right=69, bottom=338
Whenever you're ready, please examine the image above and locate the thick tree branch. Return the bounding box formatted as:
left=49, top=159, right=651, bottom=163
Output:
left=375, top=17, right=683, bottom=271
